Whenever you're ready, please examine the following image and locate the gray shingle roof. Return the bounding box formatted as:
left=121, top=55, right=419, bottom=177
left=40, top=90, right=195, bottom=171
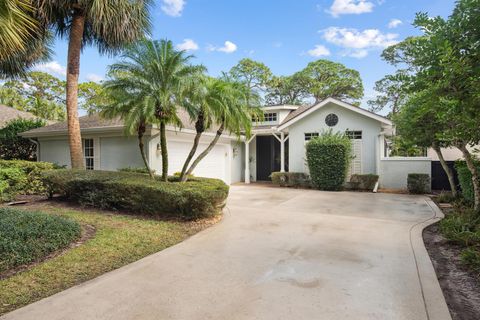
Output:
left=0, top=105, right=39, bottom=128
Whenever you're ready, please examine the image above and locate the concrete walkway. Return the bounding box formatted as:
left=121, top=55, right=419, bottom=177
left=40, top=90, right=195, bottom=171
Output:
left=2, top=186, right=451, bottom=320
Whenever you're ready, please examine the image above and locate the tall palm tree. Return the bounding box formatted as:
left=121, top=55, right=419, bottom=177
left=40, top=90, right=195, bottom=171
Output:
left=0, top=0, right=50, bottom=77
left=100, top=89, right=155, bottom=178
left=183, top=78, right=260, bottom=180
left=29, top=1, right=153, bottom=169
left=104, top=39, right=205, bottom=181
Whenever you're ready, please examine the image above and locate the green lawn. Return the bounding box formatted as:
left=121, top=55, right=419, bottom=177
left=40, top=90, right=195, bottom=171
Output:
left=0, top=203, right=219, bottom=315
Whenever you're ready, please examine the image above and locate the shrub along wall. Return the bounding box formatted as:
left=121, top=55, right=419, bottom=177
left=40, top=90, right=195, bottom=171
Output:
left=41, top=170, right=229, bottom=220
left=348, top=174, right=379, bottom=191
left=306, top=131, right=352, bottom=191
left=0, top=160, right=56, bottom=201
left=271, top=172, right=311, bottom=188
left=0, top=208, right=81, bottom=273
left=456, top=161, right=480, bottom=204
left=407, top=173, right=431, bottom=194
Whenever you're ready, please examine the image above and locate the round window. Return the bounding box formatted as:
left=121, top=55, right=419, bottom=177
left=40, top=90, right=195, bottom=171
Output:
left=325, top=113, right=339, bottom=127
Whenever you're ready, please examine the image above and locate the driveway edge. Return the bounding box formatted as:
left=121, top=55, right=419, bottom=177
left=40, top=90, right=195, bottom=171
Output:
left=410, top=198, right=452, bottom=320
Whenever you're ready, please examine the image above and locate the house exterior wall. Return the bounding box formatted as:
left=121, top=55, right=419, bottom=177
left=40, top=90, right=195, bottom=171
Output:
left=99, top=136, right=144, bottom=170
left=38, top=139, right=71, bottom=167
left=427, top=146, right=478, bottom=161
left=231, top=141, right=244, bottom=183
left=379, top=157, right=431, bottom=189
left=248, top=137, right=257, bottom=182
left=287, top=102, right=382, bottom=174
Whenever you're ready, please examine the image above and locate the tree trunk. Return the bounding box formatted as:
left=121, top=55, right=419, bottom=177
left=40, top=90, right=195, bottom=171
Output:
left=137, top=123, right=154, bottom=179
left=432, top=142, right=457, bottom=197
left=160, top=121, right=168, bottom=182
left=186, top=123, right=224, bottom=177
left=66, top=9, right=85, bottom=169
left=179, top=113, right=205, bottom=182
left=458, top=143, right=480, bottom=212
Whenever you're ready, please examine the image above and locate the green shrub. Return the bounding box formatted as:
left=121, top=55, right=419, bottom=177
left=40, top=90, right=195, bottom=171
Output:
left=0, top=168, right=28, bottom=201
left=455, top=161, right=480, bottom=204
left=0, top=118, right=45, bottom=161
left=0, top=208, right=81, bottom=273
left=461, top=248, right=480, bottom=275
left=271, top=172, right=311, bottom=188
left=407, top=173, right=431, bottom=194
left=118, top=167, right=153, bottom=174
left=306, top=130, right=352, bottom=191
left=436, top=191, right=457, bottom=204
left=349, top=174, right=379, bottom=191
left=440, top=210, right=480, bottom=246
left=41, top=170, right=229, bottom=220
left=0, top=160, right=56, bottom=199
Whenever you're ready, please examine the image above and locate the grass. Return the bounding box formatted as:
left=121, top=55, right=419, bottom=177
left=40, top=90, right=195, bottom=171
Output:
left=0, top=202, right=219, bottom=316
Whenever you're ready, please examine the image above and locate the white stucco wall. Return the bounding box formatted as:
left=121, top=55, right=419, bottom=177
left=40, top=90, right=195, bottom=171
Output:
left=231, top=141, right=244, bottom=183
left=99, top=136, right=144, bottom=171
left=248, top=137, right=257, bottom=182
left=379, top=157, right=431, bottom=189
left=287, top=102, right=382, bottom=174
left=38, top=139, right=71, bottom=168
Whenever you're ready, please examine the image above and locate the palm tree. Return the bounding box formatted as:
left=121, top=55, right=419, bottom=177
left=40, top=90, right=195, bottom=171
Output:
left=105, top=39, right=205, bottom=181
left=28, top=1, right=153, bottom=169
left=0, top=0, right=50, bottom=77
left=100, top=89, right=155, bottom=178
left=183, top=78, right=260, bottom=180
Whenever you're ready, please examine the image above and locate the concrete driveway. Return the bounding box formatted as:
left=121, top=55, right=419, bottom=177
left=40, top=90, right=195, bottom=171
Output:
left=2, top=185, right=451, bottom=320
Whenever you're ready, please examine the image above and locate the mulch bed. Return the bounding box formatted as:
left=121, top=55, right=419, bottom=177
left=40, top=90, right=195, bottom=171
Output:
left=423, top=223, right=480, bottom=320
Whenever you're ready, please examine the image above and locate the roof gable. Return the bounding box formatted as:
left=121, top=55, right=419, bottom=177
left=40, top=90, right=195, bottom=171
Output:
left=277, top=97, right=392, bottom=130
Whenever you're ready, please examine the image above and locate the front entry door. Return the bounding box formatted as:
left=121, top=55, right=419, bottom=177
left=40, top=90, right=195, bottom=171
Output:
left=256, top=136, right=281, bottom=181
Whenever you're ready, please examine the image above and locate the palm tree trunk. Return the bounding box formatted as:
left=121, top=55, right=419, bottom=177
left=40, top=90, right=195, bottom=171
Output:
left=186, top=123, right=224, bottom=177
left=66, top=9, right=85, bottom=169
left=160, top=121, right=168, bottom=182
left=137, top=123, right=154, bottom=179
left=432, top=142, right=457, bottom=197
left=180, top=113, right=205, bottom=182
left=458, top=143, right=480, bottom=212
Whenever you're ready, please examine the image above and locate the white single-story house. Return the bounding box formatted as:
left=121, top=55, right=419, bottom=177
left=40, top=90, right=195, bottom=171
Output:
left=20, top=97, right=432, bottom=189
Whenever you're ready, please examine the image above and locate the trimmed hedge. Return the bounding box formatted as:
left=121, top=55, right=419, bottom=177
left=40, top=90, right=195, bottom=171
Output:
left=41, top=170, right=229, bottom=220
left=407, top=173, right=431, bottom=194
left=271, top=172, right=311, bottom=188
left=349, top=174, right=379, bottom=191
left=455, top=161, right=480, bottom=204
left=306, top=131, right=352, bottom=191
left=0, top=208, right=81, bottom=273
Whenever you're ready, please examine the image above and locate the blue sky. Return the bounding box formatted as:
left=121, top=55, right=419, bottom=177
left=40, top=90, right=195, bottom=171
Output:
left=37, top=0, right=456, bottom=113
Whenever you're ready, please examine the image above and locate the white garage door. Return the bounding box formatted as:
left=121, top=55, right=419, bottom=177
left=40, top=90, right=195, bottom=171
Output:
left=167, top=140, right=227, bottom=182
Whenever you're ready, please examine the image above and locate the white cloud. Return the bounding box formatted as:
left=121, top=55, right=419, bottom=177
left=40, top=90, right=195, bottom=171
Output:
left=175, top=38, right=199, bottom=51
left=161, top=0, right=185, bottom=17
left=208, top=41, right=237, bottom=54
left=328, top=0, right=374, bottom=17
left=322, top=27, right=399, bottom=58
left=307, top=45, right=331, bottom=57
left=86, top=74, right=104, bottom=83
left=388, top=19, right=403, bottom=29
left=35, top=61, right=66, bottom=77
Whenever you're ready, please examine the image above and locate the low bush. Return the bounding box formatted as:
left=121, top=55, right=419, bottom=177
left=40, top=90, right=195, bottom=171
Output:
left=407, top=173, right=431, bottom=194
left=0, top=160, right=57, bottom=199
left=455, top=161, right=480, bottom=204
left=41, top=170, right=229, bottom=220
left=440, top=209, right=480, bottom=247
left=271, top=172, right=311, bottom=188
left=349, top=174, right=379, bottom=191
left=118, top=167, right=153, bottom=174
left=306, top=130, right=352, bottom=191
left=0, top=168, right=28, bottom=201
left=0, top=208, right=81, bottom=273
left=436, top=191, right=457, bottom=204
left=461, top=248, right=480, bottom=275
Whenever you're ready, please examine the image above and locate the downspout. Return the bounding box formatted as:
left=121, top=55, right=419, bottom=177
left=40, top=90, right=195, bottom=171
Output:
left=28, top=138, right=40, bottom=162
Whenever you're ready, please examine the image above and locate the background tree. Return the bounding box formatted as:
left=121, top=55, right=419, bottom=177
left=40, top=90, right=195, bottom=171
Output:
left=367, top=72, right=409, bottom=116
left=229, top=58, right=272, bottom=103
left=0, top=118, right=45, bottom=160
left=301, top=60, right=364, bottom=105
left=105, top=39, right=205, bottom=181
left=27, top=0, right=153, bottom=169
left=0, top=71, right=66, bottom=120
left=265, top=73, right=309, bottom=105
left=78, top=81, right=111, bottom=115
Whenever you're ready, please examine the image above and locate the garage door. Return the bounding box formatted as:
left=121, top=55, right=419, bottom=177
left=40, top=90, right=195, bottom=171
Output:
left=167, top=140, right=227, bottom=182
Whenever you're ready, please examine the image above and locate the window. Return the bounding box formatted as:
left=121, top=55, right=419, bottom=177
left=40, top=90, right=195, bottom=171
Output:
left=346, top=130, right=362, bottom=139
left=83, top=138, right=94, bottom=170
left=264, top=113, right=277, bottom=122
left=304, top=132, right=319, bottom=141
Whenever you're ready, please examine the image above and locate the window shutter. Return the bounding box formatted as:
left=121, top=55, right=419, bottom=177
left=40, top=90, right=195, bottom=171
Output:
left=94, top=138, right=100, bottom=170
left=348, top=139, right=362, bottom=179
